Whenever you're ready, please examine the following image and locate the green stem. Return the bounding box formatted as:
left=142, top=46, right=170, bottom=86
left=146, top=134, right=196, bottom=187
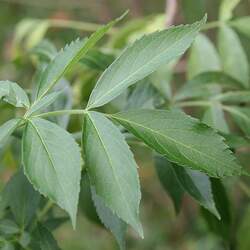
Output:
left=48, top=19, right=116, bottom=34
left=175, top=100, right=212, bottom=108
left=37, top=200, right=54, bottom=221
left=34, top=109, right=86, bottom=118
left=30, top=200, right=54, bottom=231
left=202, top=20, right=223, bottom=30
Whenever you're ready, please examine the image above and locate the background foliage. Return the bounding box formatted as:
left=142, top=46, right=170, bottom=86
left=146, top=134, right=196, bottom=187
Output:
left=0, top=0, right=250, bottom=249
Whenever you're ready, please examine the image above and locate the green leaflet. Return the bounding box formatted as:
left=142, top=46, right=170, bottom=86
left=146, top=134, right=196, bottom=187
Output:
left=186, top=33, right=228, bottom=132
left=155, top=156, right=219, bottom=218
left=218, top=25, right=249, bottom=88
left=111, top=109, right=242, bottom=178
left=202, top=102, right=229, bottom=133
left=174, top=71, right=241, bottom=101
left=0, top=118, right=21, bottom=148
left=47, top=79, right=73, bottom=129
left=87, top=16, right=206, bottom=109
left=0, top=81, right=30, bottom=108
left=36, top=12, right=126, bottom=99
left=91, top=186, right=127, bottom=250
left=231, top=16, right=250, bottom=39
left=188, top=34, right=221, bottom=79
left=82, top=111, right=143, bottom=237
left=31, top=40, right=57, bottom=62
left=0, top=219, right=19, bottom=235
left=155, top=155, right=184, bottom=213
left=80, top=49, right=115, bottom=71
left=126, top=79, right=159, bottom=110
left=4, top=171, right=40, bottom=228
left=22, top=118, right=82, bottom=228
left=174, top=166, right=219, bottom=218
left=26, top=91, right=63, bottom=117
left=201, top=179, right=231, bottom=241
left=80, top=174, right=126, bottom=250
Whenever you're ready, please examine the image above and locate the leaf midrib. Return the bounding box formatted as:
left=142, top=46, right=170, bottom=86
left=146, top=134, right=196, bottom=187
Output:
left=27, top=119, right=71, bottom=211
left=88, top=24, right=199, bottom=108
left=112, top=115, right=239, bottom=175
left=86, top=113, right=137, bottom=225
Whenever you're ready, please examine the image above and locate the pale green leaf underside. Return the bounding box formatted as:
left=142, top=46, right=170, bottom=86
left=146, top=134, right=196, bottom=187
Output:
left=174, top=166, right=220, bottom=218
left=231, top=16, right=250, bottom=38
left=36, top=13, right=126, bottom=99
left=188, top=33, right=221, bottom=79
left=0, top=81, right=30, bottom=108
left=83, top=111, right=143, bottom=237
left=91, top=185, right=126, bottom=250
left=156, top=156, right=219, bottom=218
left=22, top=117, right=82, bottom=227
left=155, top=156, right=184, bottom=213
left=111, top=109, right=242, bottom=178
left=202, top=102, right=229, bottom=133
left=87, top=16, right=206, bottom=109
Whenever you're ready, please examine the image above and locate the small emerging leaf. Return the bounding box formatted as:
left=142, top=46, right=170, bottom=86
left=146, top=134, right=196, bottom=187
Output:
left=26, top=91, right=63, bottom=117
left=0, top=81, right=30, bottom=108
left=0, top=119, right=21, bottom=149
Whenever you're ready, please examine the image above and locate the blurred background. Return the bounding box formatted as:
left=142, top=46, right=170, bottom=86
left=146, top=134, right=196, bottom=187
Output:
left=0, top=0, right=250, bottom=250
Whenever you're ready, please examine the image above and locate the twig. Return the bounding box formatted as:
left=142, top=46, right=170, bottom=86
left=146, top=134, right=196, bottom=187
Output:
left=165, top=0, right=177, bottom=27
